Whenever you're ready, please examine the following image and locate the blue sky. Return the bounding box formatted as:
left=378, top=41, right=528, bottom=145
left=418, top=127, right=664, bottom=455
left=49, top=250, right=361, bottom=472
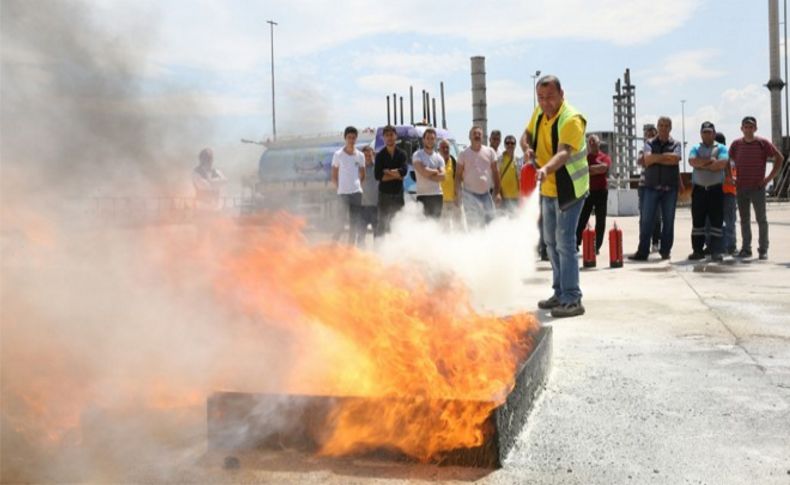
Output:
left=84, top=0, right=776, bottom=174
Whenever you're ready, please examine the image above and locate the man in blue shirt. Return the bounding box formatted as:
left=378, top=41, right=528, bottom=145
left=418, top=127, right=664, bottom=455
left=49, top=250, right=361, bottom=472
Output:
left=688, top=122, right=729, bottom=261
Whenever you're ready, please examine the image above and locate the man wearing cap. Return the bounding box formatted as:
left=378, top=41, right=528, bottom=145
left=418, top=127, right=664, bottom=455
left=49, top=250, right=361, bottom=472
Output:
left=688, top=122, right=729, bottom=261
left=521, top=75, right=589, bottom=318
left=728, top=116, right=785, bottom=260
left=629, top=116, right=682, bottom=261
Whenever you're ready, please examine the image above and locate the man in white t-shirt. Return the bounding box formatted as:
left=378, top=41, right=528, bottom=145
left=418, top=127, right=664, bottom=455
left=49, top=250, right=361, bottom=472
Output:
left=455, top=126, right=501, bottom=227
left=489, top=129, right=504, bottom=156
left=412, top=128, right=446, bottom=219
left=331, top=126, right=366, bottom=245
left=192, top=147, right=227, bottom=212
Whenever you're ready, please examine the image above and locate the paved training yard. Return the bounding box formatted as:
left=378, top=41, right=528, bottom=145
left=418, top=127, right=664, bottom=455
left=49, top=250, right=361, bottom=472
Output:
left=179, top=202, right=790, bottom=484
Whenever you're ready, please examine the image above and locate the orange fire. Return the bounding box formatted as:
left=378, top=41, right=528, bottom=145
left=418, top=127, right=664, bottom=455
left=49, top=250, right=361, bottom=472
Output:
left=212, top=214, right=539, bottom=461
left=1, top=210, right=538, bottom=473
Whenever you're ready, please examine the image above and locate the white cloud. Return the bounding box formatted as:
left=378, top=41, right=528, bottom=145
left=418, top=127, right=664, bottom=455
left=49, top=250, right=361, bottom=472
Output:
left=88, top=0, right=702, bottom=73
left=641, top=48, right=726, bottom=87
left=639, top=84, right=772, bottom=149
left=356, top=74, right=426, bottom=94
left=354, top=50, right=469, bottom=77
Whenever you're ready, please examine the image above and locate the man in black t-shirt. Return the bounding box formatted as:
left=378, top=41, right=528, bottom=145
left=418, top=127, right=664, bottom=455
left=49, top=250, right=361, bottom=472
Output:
left=374, top=125, right=408, bottom=237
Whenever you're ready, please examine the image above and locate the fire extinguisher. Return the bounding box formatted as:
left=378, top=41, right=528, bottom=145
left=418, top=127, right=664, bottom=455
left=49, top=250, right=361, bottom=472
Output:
left=519, top=162, right=538, bottom=198
left=582, top=224, right=596, bottom=268
left=609, top=221, right=623, bottom=268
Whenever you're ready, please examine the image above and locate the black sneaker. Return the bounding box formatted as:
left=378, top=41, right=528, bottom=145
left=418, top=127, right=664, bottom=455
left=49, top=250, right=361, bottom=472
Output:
left=737, top=249, right=752, bottom=258
left=702, top=247, right=711, bottom=256
left=758, top=252, right=768, bottom=260
left=627, top=253, right=648, bottom=261
left=660, top=253, right=671, bottom=260
left=551, top=301, right=586, bottom=318
left=538, top=295, right=561, bottom=310
left=711, top=253, right=724, bottom=262
left=688, top=252, right=705, bottom=261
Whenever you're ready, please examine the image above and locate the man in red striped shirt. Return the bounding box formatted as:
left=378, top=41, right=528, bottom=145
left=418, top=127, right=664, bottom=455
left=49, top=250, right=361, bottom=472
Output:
left=728, top=116, right=784, bottom=260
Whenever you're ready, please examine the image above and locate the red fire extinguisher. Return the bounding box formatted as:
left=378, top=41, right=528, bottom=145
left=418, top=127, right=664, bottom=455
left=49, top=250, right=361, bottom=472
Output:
left=519, top=162, right=538, bottom=198
left=582, top=224, right=596, bottom=268
left=609, top=221, right=623, bottom=268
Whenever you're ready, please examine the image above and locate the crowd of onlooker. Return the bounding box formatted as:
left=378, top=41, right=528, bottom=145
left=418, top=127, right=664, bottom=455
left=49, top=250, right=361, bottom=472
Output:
left=193, top=75, right=784, bottom=320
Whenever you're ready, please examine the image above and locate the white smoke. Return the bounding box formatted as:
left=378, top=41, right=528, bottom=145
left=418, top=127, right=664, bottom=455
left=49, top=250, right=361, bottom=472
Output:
left=379, top=195, right=541, bottom=311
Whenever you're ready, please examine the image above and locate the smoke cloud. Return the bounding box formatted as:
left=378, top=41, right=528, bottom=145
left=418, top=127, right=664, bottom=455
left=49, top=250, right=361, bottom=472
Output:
left=1, top=1, right=542, bottom=481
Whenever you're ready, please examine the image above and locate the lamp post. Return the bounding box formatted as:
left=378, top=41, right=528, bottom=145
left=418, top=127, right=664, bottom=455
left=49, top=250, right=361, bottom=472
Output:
left=267, top=20, right=278, bottom=140
left=681, top=99, right=687, bottom=172
left=530, top=70, right=541, bottom=111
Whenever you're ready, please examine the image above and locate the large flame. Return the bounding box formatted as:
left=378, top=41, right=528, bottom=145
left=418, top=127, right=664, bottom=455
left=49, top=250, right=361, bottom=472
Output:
left=1, top=210, right=538, bottom=475
left=213, top=214, right=539, bottom=461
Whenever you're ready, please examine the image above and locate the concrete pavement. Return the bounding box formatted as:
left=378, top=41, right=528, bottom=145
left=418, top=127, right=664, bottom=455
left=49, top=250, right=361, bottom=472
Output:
left=178, top=202, right=790, bottom=484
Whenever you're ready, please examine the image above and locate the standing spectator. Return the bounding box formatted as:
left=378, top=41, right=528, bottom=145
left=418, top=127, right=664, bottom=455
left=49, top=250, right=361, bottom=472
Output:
left=192, top=147, right=227, bottom=212
left=374, top=125, right=408, bottom=236
left=438, top=139, right=461, bottom=229
left=456, top=126, right=501, bottom=228
left=521, top=75, right=589, bottom=318
left=357, top=145, right=378, bottom=245
left=575, top=134, right=611, bottom=253
left=628, top=117, right=682, bottom=261
left=489, top=129, right=504, bottom=156
left=718, top=132, right=739, bottom=255
left=331, top=126, right=365, bottom=245
left=729, top=116, right=785, bottom=259
left=498, top=135, right=522, bottom=213
left=687, top=122, right=729, bottom=261
left=412, top=128, right=446, bottom=219
left=637, top=124, right=662, bottom=253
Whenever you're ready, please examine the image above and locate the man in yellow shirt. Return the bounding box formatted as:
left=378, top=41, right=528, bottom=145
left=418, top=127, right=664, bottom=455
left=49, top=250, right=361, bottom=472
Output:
left=520, top=75, right=589, bottom=318
left=498, top=134, right=522, bottom=213
left=438, top=138, right=462, bottom=229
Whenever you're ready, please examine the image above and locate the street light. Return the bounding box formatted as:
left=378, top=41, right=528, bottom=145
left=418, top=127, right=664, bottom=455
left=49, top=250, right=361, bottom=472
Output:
left=267, top=20, right=278, bottom=141
left=680, top=99, right=687, bottom=172
left=530, top=70, right=541, bottom=111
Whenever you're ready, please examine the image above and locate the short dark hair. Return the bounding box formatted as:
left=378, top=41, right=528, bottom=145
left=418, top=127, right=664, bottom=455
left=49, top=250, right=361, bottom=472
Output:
left=422, top=128, right=437, bottom=139
left=490, top=130, right=502, bottom=137
left=536, top=75, right=562, bottom=91
left=382, top=125, right=397, bottom=135
left=344, top=126, right=358, bottom=137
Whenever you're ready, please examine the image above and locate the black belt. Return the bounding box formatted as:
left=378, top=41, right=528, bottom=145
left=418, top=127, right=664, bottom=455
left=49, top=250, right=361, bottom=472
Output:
left=694, top=183, right=723, bottom=191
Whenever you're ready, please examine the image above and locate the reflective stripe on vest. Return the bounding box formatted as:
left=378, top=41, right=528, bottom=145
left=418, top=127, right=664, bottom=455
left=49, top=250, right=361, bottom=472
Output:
left=533, top=103, right=589, bottom=210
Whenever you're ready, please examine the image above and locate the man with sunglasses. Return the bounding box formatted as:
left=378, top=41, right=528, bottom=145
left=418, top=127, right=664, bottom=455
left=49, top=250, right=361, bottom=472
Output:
left=438, top=139, right=461, bottom=229
left=498, top=135, right=522, bottom=213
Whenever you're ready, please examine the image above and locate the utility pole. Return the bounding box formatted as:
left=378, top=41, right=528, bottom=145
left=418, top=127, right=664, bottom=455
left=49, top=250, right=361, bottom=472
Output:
left=530, top=70, right=541, bottom=111
left=681, top=99, right=687, bottom=172
left=768, top=0, right=785, bottom=150
left=267, top=20, right=278, bottom=140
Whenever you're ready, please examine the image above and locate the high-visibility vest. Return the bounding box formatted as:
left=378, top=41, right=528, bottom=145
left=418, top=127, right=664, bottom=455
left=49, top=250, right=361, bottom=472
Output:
left=533, top=103, right=590, bottom=210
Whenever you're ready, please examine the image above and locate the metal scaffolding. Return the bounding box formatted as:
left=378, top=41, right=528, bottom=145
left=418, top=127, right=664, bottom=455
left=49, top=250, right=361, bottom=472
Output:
left=612, top=68, right=637, bottom=188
